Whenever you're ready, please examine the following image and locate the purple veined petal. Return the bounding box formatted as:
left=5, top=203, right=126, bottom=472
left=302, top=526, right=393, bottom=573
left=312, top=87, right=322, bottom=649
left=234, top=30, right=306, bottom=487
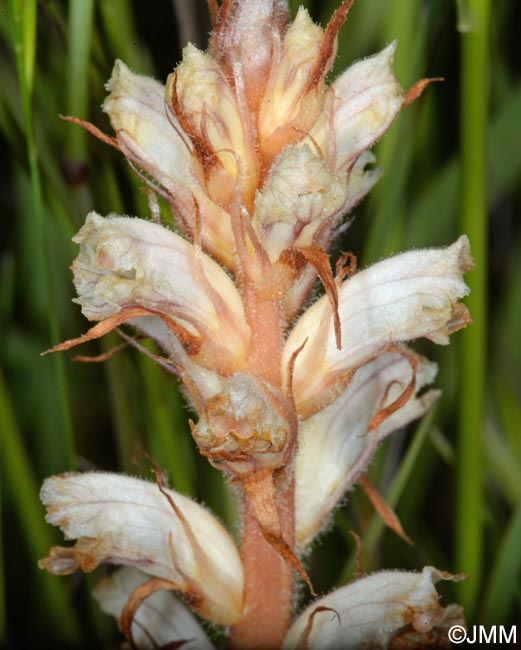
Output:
left=93, top=567, right=215, bottom=650
left=282, top=236, right=472, bottom=416
left=283, top=566, right=465, bottom=649
left=295, top=350, right=439, bottom=549
left=39, top=472, right=244, bottom=625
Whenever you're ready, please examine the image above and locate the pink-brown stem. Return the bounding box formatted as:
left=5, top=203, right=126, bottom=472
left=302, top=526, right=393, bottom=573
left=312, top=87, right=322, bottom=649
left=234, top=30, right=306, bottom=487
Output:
left=229, top=274, right=297, bottom=648
left=229, top=474, right=295, bottom=649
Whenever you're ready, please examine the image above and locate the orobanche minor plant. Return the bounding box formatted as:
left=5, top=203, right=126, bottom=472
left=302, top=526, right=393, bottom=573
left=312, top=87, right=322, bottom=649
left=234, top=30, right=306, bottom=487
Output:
left=39, top=0, right=472, bottom=648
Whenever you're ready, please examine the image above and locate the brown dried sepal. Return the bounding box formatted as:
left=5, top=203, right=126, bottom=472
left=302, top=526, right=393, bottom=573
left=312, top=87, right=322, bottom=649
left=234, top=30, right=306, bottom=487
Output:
left=296, top=246, right=342, bottom=350
left=359, top=474, right=413, bottom=546
left=120, top=576, right=182, bottom=650
left=367, top=345, right=418, bottom=432
left=348, top=530, right=365, bottom=578
left=313, top=0, right=356, bottom=82
left=168, top=72, right=235, bottom=210
left=61, top=115, right=120, bottom=150
left=297, top=606, right=341, bottom=650
left=335, top=250, right=357, bottom=284
left=402, top=78, right=444, bottom=110
left=41, top=307, right=202, bottom=359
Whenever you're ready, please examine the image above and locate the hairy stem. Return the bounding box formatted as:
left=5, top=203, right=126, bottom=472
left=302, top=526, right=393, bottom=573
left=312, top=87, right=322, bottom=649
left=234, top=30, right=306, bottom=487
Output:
left=229, top=273, right=296, bottom=648
left=230, top=474, right=295, bottom=649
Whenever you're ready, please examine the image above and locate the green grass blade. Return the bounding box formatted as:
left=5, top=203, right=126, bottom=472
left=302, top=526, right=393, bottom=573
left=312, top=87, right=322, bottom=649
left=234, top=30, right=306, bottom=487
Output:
left=483, top=422, right=521, bottom=506
left=363, top=0, right=424, bottom=263
left=65, top=0, right=95, bottom=162
left=406, top=83, right=521, bottom=248
left=8, top=0, right=37, bottom=104
left=99, top=0, right=153, bottom=72
left=0, top=482, right=5, bottom=645
left=8, top=1, right=77, bottom=472
left=0, top=371, right=80, bottom=643
left=482, top=501, right=521, bottom=625
left=456, top=0, right=490, bottom=618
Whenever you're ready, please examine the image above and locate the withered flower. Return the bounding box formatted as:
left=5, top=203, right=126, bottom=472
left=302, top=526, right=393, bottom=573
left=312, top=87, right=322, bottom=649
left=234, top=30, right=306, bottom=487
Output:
left=40, top=1, right=470, bottom=648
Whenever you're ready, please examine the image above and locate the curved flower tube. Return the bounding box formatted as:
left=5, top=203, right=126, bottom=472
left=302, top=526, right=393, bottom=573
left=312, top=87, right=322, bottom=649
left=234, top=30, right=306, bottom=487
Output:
left=283, top=566, right=465, bottom=649
left=39, top=473, right=244, bottom=625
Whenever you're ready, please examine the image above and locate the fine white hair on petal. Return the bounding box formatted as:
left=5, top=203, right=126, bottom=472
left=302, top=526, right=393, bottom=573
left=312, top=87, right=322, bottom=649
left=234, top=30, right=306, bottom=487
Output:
left=282, top=235, right=472, bottom=415
left=295, top=351, right=439, bottom=549
left=40, top=472, right=244, bottom=626
left=103, top=60, right=195, bottom=206
left=325, top=41, right=403, bottom=174
left=283, top=566, right=465, bottom=649
left=103, top=59, right=237, bottom=269
left=93, top=567, right=215, bottom=650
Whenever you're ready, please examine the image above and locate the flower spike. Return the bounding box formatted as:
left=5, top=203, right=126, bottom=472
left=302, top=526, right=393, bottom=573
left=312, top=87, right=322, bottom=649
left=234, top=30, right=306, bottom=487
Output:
left=41, top=1, right=473, bottom=647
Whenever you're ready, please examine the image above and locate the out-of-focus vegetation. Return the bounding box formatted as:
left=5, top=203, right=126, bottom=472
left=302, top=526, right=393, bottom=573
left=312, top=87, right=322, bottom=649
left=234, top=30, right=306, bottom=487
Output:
left=1, top=0, right=520, bottom=647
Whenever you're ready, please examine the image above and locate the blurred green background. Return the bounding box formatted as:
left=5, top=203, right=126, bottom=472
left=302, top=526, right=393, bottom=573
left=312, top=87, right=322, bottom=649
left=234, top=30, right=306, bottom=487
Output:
left=1, top=0, right=520, bottom=647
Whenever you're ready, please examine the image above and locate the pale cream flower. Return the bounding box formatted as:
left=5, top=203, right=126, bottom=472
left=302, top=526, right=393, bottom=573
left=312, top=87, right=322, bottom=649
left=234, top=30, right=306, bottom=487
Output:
left=295, top=350, right=440, bottom=549
left=282, top=236, right=472, bottom=416
left=283, top=567, right=465, bottom=649
left=61, top=211, right=251, bottom=375
left=98, top=0, right=406, bottom=282
left=39, top=473, right=244, bottom=625
left=93, top=565, right=464, bottom=650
